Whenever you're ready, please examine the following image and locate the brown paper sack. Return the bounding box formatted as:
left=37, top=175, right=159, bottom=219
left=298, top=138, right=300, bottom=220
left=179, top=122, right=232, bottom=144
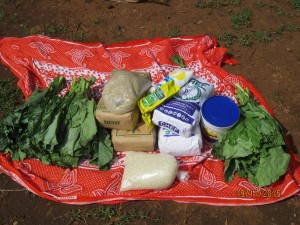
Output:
left=95, top=98, right=139, bottom=130
left=112, top=122, right=157, bottom=152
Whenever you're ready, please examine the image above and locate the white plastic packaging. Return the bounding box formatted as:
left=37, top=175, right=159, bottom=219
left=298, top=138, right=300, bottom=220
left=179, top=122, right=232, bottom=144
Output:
left=149, top=69, right=193, bottom=92
left=158, top=125, right=203, bottom=156
left=152, top=77, right=214, bottom=137
left=120, top=152, right=178, bottom=191
left=176, top=170, right=190, bottom=183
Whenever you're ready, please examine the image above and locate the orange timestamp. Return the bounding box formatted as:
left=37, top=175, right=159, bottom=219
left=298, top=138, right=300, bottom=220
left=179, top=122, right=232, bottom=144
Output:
left=236, top=189, right=281, bottom=198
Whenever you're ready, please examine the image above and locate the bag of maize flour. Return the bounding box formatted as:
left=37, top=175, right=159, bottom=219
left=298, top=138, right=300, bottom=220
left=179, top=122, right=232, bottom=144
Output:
left=152, top=77, right=214, bottom=137
left=158, top=125, right=203, bottom=156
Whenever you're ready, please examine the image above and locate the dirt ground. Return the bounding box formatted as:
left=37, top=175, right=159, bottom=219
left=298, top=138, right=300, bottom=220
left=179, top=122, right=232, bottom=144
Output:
left=0, top=0, right=300, bottom=224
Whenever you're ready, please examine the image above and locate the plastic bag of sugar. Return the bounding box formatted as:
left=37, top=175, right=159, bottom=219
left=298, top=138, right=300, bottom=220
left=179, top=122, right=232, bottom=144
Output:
left=152, top=77, right=214, bottom=137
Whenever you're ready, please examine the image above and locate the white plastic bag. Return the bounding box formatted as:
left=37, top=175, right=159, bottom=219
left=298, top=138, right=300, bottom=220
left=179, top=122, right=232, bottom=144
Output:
left=152, top=77, right=214, bottom=137
left=158, top=125, right=203, bottom=156
left=120, top=152, right=178, bottom=191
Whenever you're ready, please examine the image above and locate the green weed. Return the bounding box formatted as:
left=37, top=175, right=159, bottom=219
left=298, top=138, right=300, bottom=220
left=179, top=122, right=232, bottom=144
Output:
left=194, top=0, right=242, bottom=8
left=238, top=34, right=253, bottom=46
left=67, top=31, right=86, bottom=42
left=0, top=10, right=6, bottom=21
left=92, top=18, right=103, bottom=24
left=269, top=4, right=284, bottom=16
left=86, top=206, right=116, bottom=221
left=253, top=30, right=272, bottom=42
left=78, top=32, right=86, bottom=41
left=217, top=32, right=235, bottom=47
left=68, top=209, right=85, bottom=223
left=85, top=206, right=163, bottom=225
left=231, top=0, right=242, bottom=7
left=276, top=24, right=286, bottom=33
left=0, top=11, right=18, bottom=23
left=288, top=0, right=300, bottom=10
left=287, top=23, right=299, bottom=31
left=112, top=25, right=125, bottom=40
left=254, top=1, right=265, bottom=10
left=231, top=7, right=252, bottom=30
left=0, top=78, right=23, bottom=117
left=165, top=27, right=180, bottom=37
left=195, top=0, right=228, bottom=8
left=46, top=23, right=68, bottom=34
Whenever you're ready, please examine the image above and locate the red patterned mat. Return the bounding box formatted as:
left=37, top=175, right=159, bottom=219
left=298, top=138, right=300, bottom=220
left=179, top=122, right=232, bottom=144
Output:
left=0, top=35, right=299, bottom=205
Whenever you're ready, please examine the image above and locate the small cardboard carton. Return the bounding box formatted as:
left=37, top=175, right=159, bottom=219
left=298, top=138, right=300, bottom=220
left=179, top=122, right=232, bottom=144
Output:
left=95, top=98, right=140, bottom=130
left=112, top=122, right=157, bottom=152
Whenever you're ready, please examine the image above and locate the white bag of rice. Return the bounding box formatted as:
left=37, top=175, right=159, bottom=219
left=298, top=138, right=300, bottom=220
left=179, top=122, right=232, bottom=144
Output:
left=120, top=152, right=178, bottom=191
left=158, top=125, right=203, bottom=156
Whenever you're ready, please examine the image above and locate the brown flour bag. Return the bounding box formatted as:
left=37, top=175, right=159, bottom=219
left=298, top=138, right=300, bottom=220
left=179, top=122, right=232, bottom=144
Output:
left=95, top=98, right=139, bottom=130
left=112, top=122, right=156, bottom=151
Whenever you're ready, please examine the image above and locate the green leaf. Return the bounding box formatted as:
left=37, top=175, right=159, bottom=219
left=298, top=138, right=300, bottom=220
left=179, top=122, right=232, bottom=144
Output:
left=171, top=54, right=186, bottom=68
left=12, top=149, right=26, bottom=161
left=224, top=159, right=238, bottom=182
left=235, top=83, right=250, bottom=105
left=255, top=146, right=290, bottom=187
left=0, top=128, right=8, bottom=150
left=60, top=126, right=81, bottom=156
left=94, top=129, right=113, bottom=170
left=79, top=100, right=97, bottom=146
left=41, top=111, right=62, bottom=151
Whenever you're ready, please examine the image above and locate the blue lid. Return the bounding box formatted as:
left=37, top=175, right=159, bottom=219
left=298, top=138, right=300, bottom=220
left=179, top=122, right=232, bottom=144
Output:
left=202, top=96, right=240, bottom=127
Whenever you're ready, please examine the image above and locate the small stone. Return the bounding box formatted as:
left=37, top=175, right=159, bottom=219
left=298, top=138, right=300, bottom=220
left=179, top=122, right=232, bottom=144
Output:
left=197, top=20, right=203, bottom=24
left=286, top=48, right=292, bottom=52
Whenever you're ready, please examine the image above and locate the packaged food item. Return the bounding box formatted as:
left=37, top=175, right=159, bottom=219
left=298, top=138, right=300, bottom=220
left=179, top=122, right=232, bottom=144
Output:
left=201, top=95, right=240, bottom=143
left=120, top=152, right=178, bottom=191
left=152, top=77, right=214, bottom=137
left=158, top=125, right=203, bottom=156
left=138, top=80, right=180, bottom=126
left=102, top=69, right=152, bottom=115
left=95, top=98, right=139, bottom=130
left=111, top=122, right=156, bottom=152
left=174, top=76, right=215, bottom=106
left=149, top=69, right=193, bottom=92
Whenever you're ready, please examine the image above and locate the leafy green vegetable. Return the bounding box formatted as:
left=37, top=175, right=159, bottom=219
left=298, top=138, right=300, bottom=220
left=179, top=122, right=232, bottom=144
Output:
left=212, top=84, right=290, bottom=187
left=171, top=54, right=186, bottom=68
left=0, top=76, right=113, bottom=170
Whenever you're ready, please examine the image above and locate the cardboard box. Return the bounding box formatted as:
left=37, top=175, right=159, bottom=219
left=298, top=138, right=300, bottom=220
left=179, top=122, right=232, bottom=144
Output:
left=112, top=122, right=157, bottom=152
left=95, top=98, right=140, bottom=130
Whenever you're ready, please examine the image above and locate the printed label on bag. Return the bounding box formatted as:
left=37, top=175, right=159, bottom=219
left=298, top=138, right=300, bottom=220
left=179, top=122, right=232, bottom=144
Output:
left=157, top=105, right=195, bottom=124
left=174, top=78, right=212, bottom=103
left=158, top=121, right=180, bottom=134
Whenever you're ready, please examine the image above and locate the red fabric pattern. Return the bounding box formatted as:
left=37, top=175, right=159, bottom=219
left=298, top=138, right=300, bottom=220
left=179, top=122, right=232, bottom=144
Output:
left=0, top=35, right=299, bottom=205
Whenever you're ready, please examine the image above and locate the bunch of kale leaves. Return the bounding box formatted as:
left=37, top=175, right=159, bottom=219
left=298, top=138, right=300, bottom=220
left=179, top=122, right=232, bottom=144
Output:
left=212, top=84, right=290, bottom=187
left=0, top=76, right=113, bottom=170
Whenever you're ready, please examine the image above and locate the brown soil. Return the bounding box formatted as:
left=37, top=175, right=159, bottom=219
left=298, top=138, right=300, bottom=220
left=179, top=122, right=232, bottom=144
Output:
left=0, top=0, right=300, bottom=225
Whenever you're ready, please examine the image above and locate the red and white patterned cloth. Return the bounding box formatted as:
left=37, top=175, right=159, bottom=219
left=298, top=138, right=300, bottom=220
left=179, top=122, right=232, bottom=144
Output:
left=0, top=35, right=299, bottom=205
